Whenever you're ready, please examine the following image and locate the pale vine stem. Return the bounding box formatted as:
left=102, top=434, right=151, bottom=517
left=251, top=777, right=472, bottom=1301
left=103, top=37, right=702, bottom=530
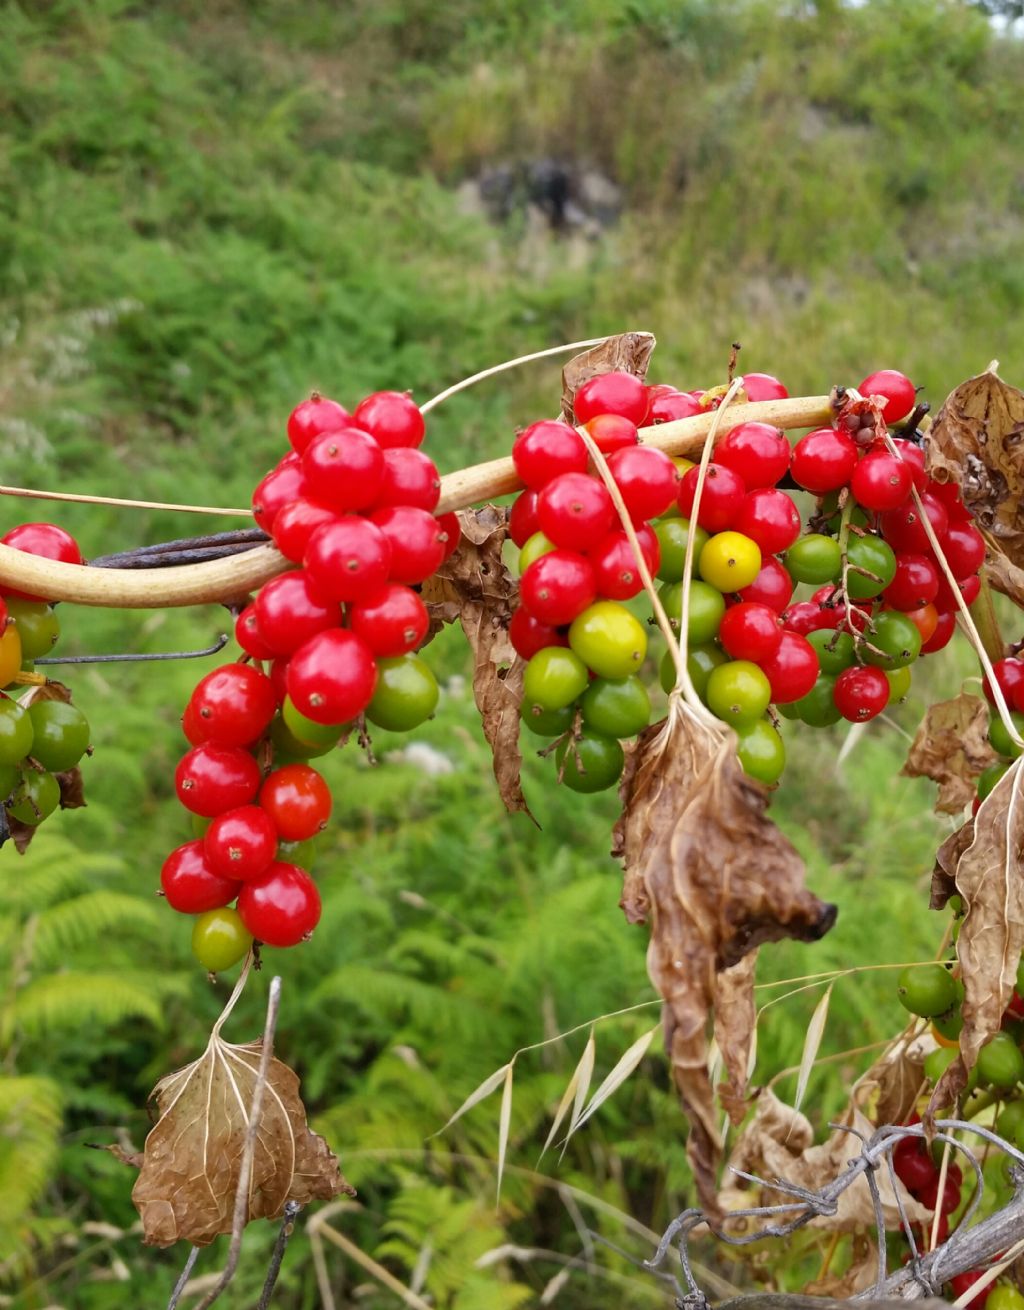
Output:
left=418, top=336, right=611, bottom=414
left=0, top=393, right=833, bottom=608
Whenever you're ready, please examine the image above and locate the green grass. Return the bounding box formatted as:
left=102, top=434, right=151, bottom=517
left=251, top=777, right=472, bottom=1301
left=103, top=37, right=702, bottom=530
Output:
left=1, top=0, right=1022, bottom=1304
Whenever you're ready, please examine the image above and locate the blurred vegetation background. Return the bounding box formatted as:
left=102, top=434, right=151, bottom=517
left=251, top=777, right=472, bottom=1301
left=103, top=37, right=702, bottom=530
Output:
left=1, top=0, right=1022, bottom=1305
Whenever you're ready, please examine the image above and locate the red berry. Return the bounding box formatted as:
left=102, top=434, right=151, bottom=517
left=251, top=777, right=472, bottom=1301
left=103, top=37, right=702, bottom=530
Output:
left=590, top=525, right=659, bottom=600
left=509, top=490, right=541, bottom=547
left=900, top=602, right=940, bottom=646
left=287, top=394, right=351, bottom=454
left=933, top=571, right=981, bottom=611
left=259, top=763, right=332, bottom=841
left=237, top=861, right=321, bottom=947
left=833, top=665, right=890, bottom=721
left=647, top=390, right=702, bottom=423
left=737, top=557, right=794, bottom=613
left=537, top=473, right=615, bottom=552
left=740, top=372, right=788, bottom=402
left=889, top=438, right=928, bottom=492
left=859, top=369, right=916, bottom=424
left=921, top=609, right=956, bottom=654
left=520, top=551, right=597, bottom=626
left=254, top=569, right=342, bottom=655
left=204, top=805, right=277, bottom=881
left=175, top=744, right=262, bottom=817
left=272, top=498, right=338, bottom=563
left=940, top=522, right=985, bottom=579
left=759, top=631, right=819, bottom=702
left=583, top=413, right=640, bottom=454
left=734, top=488, right=801, bottom=554
left=983, top=657, right=1024, bottom=710
left=252, top=461, right=308, bottom=535
left=1, top=522, right=84, bottom=602
left=182, top=699, right=204, bottom=746
left=305, top=517, right=392, bottom=601
left=349, top=583, right=430, bottom=657
left=161, top=841, right=241, bottom=913
left=302, top=427, right=385, bottom=512
left=928, top=478, right=973, bottom=523
left=512, top=420, right=588, bottom=489
left=187, top=664, right=278, bottom=748
left=508, top=606, right=568, bottom=661
left=892, top=1138, right=938, bottom=1193
left=677, top=464, right=746, bottom=533
left=713, top=422, right=790, bottom=488
left=352, top=391, right=424, bottom=449
left=607, top=445, right=678, bottom=522
left=235, top=604, right=276, bottom=661
left=574, top=372, right=649, bottom=425
left=372, top=447, right=441, bottom=512
left=880, top=493, right=949, bottom=554
left=917, top=1164, right=962, bottom=1214
left=286, top=629, right=378, bottom=724
left=269, top=656, right=290, bottom=705
left=882, top=554, right=939, bottom=611
left=369, top=506, right=448, bottom=584
left=851, top=450, right=913, bottom=511
left=718, top=602, right=783, bottom=662
left=436, top=510, right=461, bottom=561
left=783, top=599, right=840, bottom=635
left=790, top=428, right=859, bottom=494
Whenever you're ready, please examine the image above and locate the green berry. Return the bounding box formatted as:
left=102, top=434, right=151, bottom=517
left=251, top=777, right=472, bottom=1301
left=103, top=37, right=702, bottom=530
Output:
left=896, top=963, right=957, bottom=1017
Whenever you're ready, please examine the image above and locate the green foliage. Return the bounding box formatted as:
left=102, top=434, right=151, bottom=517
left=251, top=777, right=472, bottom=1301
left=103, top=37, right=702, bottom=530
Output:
left=0, top=0, right=1021, bottom=1303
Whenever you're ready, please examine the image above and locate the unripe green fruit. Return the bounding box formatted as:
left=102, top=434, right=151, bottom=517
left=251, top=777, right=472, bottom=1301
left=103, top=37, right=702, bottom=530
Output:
left=554, top=732, right=624, bottom=793
left=897, top=963, right=957, bottom=1017
left=366, top=655, right=439, bottom=732
left=976, top=1031, right=1024, bottom=1090
left=27, top=700, right=90, bottom=773
left=734, top=717, right=785, bottom=785
left=989, top=710, right=1024, bottom=760
left=522, top=647, right=589, bottom=712
left=520, top=703, right=574, bottom=738
left=6, top=769, right=60, bottom=826
left=192, top=907, right=253, bottom=973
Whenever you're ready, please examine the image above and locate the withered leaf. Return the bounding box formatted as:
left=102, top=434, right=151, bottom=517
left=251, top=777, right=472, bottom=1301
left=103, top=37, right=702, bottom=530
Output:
left=714, top=954, right=758, bottom=1128
left=930, top=757, right=1024, bottom=1114
left=613, top=702, right=836, bottom=1209
left=985, top=548, right=1024, bottom=610
left=901, top=692, right=998, bottom=815
left=930, top=816, right=976, bottom=910
left=924, top=368, right=1024, bottom=568
left=131, top=1034, right=352, bottom=1247
left=420, top=506, right=532, bottom=818
left=18, top=679, right=74, bottom=707
left=560, top=332, right=656, bottom=424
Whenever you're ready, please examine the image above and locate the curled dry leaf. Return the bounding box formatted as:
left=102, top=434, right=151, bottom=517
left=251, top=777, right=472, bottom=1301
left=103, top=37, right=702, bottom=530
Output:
left=929, top=757, right=1024, bottom=1115
left=901, top=692, right=998, bottom=815
left=560, top=331, right=656, bottom=423
left=130, top=1034, right=351, bottom=1246
left=924, top=368, right=1024, bottom=571
left=985, top=551, right=1024, bottom=611
left=613, top=702, right=836, bottom=1209
left=420, top=505, right=532, bottom=819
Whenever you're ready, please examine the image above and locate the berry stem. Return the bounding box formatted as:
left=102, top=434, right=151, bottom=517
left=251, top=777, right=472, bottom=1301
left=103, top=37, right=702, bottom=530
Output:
left=968, top=568, right=1006, bottom=666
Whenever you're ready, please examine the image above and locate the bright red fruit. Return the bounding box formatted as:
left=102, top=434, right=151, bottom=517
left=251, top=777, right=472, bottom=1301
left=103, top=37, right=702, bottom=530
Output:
left=509, top=490, right=541, bottom=547
left=513, top=420, right=588, bottom=488
left=941, top=522, right=985, bottom=578
left=948, top=1272, right=988, bottom=1310
left=933, top=571, right=980, bottom=611
left=369, top=506, right=448, bottom=584
left=888, top=438, right=927, bottom=492
left=238, top=861, right=321, bottom=947
left=928, top=478, right=972, bottom=523
left=287, top=394, right=351, bottom=453
left=900, top=603, right=939, bottom=645
left=882, top=555, right=939, bottom=611
left=372, top=448, right=441, bottom=511
left=272, top=498, right=338, bottom=563
left=606, top=446, right=678, bottom=521
left=892, top=1137, right=938, bottom=1193
left=252, top=461, right=308, bottom=534
left=734, top=488, right=801, bottom=554
left=259, top=764, right=332, bottom=841
left=880, top=493, right=949, bottom=554
left=235, top=604, right=276, bottom=661
left=718, top=602, right=782, bottom=662
left=790, top=427, right=859, bottom=494
left=537, top=473, right=615, bottom=552
left=305, top=517, right=392, bottom=601
left=436, top=511, right=461, bottom=561
left=349, top=583, right=429, bottom=656
left=759, top=631, right=819, bottom=703
left=254, top=569, right=342, bottom=655
left=583, top=413, right=640, bottom=453
left=161, top=841, right=241, bottom=913
left=574, top=372, right=649, bottom=425
left=713, top=422, right=790, bottom=488
left=187, top=664, right=278, bottom=747
left=850, top=450, right=912, bottom=511
left=983, top=657, right=1024, bottom=710
left=204, top=806, right=277, bottom=881
left=677, top=464, right=746, bottom=532
left=590, top=525, right=659, bottom=600
left=833, top=665, right=890, bottom=721
left=175, top=744, right=262, bottom=817
left=859, top=369, right=916, bottom=424
left=352, top=391, right=425, bottom=449
left=921, top=609, right=956, bottom=654
left=286, top=629, right=378, bottom=724
left=917, top=1164, right=962, bottom=1214
left=741, top=373, right=788, bottom=402
left=737, top=557, right=794, bottom=613
left=302, top=427, right=384, bottom=511
left=269, top=657, right=290, bottom=705
left=520, top=551, right=597, bottom=626
left=782, top=600, right=840, bottom=635
left=647, top=390, right=702, bottom=422
left=508, top=606, right=568, bottom=660
left=182, top=700, right=204, bottom=746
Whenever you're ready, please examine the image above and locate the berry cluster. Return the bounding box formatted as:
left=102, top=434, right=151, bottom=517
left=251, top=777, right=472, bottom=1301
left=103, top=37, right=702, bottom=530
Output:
left=509, top=365, right=983, bottom=794
left=978, top=657, right=1024, bottom=806
left=0, top=523, right=91, bottom=831
left=162, top=390, right=456, bottom=973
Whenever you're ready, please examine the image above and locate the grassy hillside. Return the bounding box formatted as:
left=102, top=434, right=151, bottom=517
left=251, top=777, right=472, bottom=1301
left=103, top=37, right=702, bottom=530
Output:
left=1, top=1, right=1021, bottom=1305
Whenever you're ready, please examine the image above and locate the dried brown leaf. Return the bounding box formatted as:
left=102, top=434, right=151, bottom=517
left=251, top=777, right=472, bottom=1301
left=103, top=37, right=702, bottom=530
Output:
left=930, top=757, right=1024, bottom=1113
left=924, top=368, right=1024, bottom=569
left=3, top=813, right=36, bottom=854
left=90, top=1141, right=145, bottom=1169
left=421, top=506, right=532, bottom=818
left=929, top=818, right=976, bottom=910
left=131, top=1034, right=352, bottom=1247
left=714, top=954, right=758, bottom=1127
left=18, top=679, right=74, bottom=708
left=56, top=767, right=85, bottom=810
left=901, top=692, right=998, bottom=815
left=985, top=549, right=1024, bottom=610
left=613, top=704, right=836, bottom=1208
left=560, top=332, right=656, bottom=423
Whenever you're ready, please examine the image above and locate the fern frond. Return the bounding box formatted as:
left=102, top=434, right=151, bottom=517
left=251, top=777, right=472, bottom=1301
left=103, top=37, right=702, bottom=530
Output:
left=31, top=890, right=161, bottom=967
left=4, top=970, right=182, bottom=1042
left=0, top=1075, right=62, bottom=1263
